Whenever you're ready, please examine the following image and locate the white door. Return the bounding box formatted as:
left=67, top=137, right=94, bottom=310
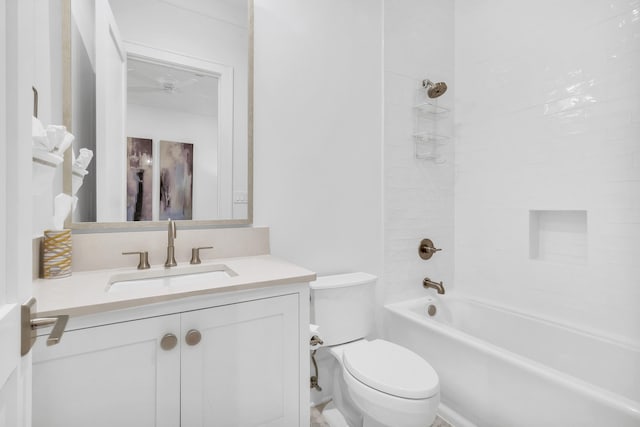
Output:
left=95, top=0, right=126, bottom=222
left=0, top=0, right=17, bottom=421
left=181, top=295, right=300, bottom=427
left=32, top=314, right=181, bottom=427
left=0, top=0, right=34, bottom=426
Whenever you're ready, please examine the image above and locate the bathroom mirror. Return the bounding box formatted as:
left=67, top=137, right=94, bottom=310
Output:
left=63, top=0, right=253, bottom=229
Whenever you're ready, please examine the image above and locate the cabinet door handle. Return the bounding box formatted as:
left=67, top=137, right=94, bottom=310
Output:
left=160, top=333, right=178, bottom=351
left=185, top=329, right=201, bottom=346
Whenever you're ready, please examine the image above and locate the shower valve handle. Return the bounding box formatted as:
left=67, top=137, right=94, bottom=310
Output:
left=421, top=246, right=442, bottom=254
left=419, top=239, right=442, bottom=260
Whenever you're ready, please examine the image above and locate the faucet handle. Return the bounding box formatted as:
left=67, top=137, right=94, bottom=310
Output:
left=122, top=251, right=151, bottom=270
left=190, top=246, right=213, bottom=265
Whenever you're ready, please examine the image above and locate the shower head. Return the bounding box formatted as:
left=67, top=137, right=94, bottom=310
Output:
left=423, top=79, right=448, bottom=99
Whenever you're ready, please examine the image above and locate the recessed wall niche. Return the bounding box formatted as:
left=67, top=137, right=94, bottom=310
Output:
left=529, top=210, right=587, bottom=264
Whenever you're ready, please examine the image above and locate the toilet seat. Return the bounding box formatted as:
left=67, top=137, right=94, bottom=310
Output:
left=342, top=339, right=439, bottom=399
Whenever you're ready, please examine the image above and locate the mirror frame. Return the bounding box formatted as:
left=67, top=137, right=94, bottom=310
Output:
left=62, top=0, right=254, bottom=230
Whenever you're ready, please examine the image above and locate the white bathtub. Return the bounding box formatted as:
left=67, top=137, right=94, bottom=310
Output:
left=384, top=295, right=640, bottom=427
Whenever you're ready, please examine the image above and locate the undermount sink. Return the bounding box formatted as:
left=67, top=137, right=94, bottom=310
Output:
left=108, top=264, right=237, bottom=293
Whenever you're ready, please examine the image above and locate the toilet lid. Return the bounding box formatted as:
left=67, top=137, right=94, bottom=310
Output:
left=342, top=340, right=439, bottom=399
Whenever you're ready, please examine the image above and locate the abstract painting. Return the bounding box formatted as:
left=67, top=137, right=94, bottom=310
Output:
left=159, top=140, right=193, bottom=220
left=126, top=137, right=153, bottom=221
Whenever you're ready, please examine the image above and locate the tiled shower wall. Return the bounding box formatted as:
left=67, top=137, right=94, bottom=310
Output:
left=454, top=0, right=640, bottom=345
left=383, top=0, right=455, bottom=304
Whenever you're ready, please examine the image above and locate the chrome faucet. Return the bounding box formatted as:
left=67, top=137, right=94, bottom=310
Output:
left=423, top=277, right=445, bottom=294
left=165, top=219, right=177, bottom=267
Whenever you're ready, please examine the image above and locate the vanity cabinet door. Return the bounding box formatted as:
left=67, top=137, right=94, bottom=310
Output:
left=181, top=294, right=300, bottom=427
left=32, top=314, right=181, bottom=427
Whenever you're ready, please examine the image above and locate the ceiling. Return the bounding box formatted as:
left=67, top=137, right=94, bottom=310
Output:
left=127, top=57, right=219, bottom=117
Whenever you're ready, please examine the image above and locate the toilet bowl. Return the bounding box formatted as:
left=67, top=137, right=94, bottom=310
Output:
left=331, top=339, right=439, bottom=427
left=311, top=273, right=440, bottom=427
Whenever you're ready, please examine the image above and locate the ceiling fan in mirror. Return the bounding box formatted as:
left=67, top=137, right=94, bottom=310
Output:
left=128, top=69, right=199, bottom=95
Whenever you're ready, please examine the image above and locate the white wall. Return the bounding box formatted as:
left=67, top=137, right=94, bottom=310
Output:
left=126, top=103, right=218, bottom=220
left=454, top=0, right=640, bottom=345
left=253, top=0, right=384, bottom=277
left=383, top=0, right=455, bottom=304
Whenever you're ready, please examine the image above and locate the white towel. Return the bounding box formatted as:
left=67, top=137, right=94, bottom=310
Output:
left=74, top=148, right=94, bottom=170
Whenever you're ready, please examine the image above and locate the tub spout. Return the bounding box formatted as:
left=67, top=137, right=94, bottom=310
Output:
left=423, top=277, right=445, bottom=294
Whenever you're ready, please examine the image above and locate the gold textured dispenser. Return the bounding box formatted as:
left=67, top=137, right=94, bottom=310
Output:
left=42, top=229, right=72, bottom=278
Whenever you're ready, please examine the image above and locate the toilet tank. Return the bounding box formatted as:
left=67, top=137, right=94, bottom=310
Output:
left=310, top=272, right=377, bottom=346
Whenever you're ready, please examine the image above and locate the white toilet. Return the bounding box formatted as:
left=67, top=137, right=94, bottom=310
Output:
left=310, top=273, right=440, bottom=427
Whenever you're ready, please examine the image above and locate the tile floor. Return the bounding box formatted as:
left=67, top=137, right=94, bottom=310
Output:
left=310, top=401, right=453, bottom=427
left=430, top=416, right=453, bottom=427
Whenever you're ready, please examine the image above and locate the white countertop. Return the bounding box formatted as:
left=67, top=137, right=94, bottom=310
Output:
left=33, top=255, right=316, bottom=317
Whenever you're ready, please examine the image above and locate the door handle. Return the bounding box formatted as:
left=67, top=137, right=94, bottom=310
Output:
left=21, top=298, right=69, bottom=356
left=31, top=316, right=69, bottom=345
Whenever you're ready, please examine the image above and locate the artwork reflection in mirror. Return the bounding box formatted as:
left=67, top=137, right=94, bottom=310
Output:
left=159, top=140, right=194, bottom=221
left=68, top=0, right=250, bottom=226
left=126, top=137, right=153, bottom=221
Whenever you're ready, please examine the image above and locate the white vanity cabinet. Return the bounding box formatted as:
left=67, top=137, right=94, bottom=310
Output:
left=32, top=289, right=305, bottom=427
left=32, top=313, right=181, bottom=427
left=180, top=294, right=299, bottom=426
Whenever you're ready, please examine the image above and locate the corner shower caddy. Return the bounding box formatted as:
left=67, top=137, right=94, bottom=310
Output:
left=412, top=95, right=450, bottom=162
